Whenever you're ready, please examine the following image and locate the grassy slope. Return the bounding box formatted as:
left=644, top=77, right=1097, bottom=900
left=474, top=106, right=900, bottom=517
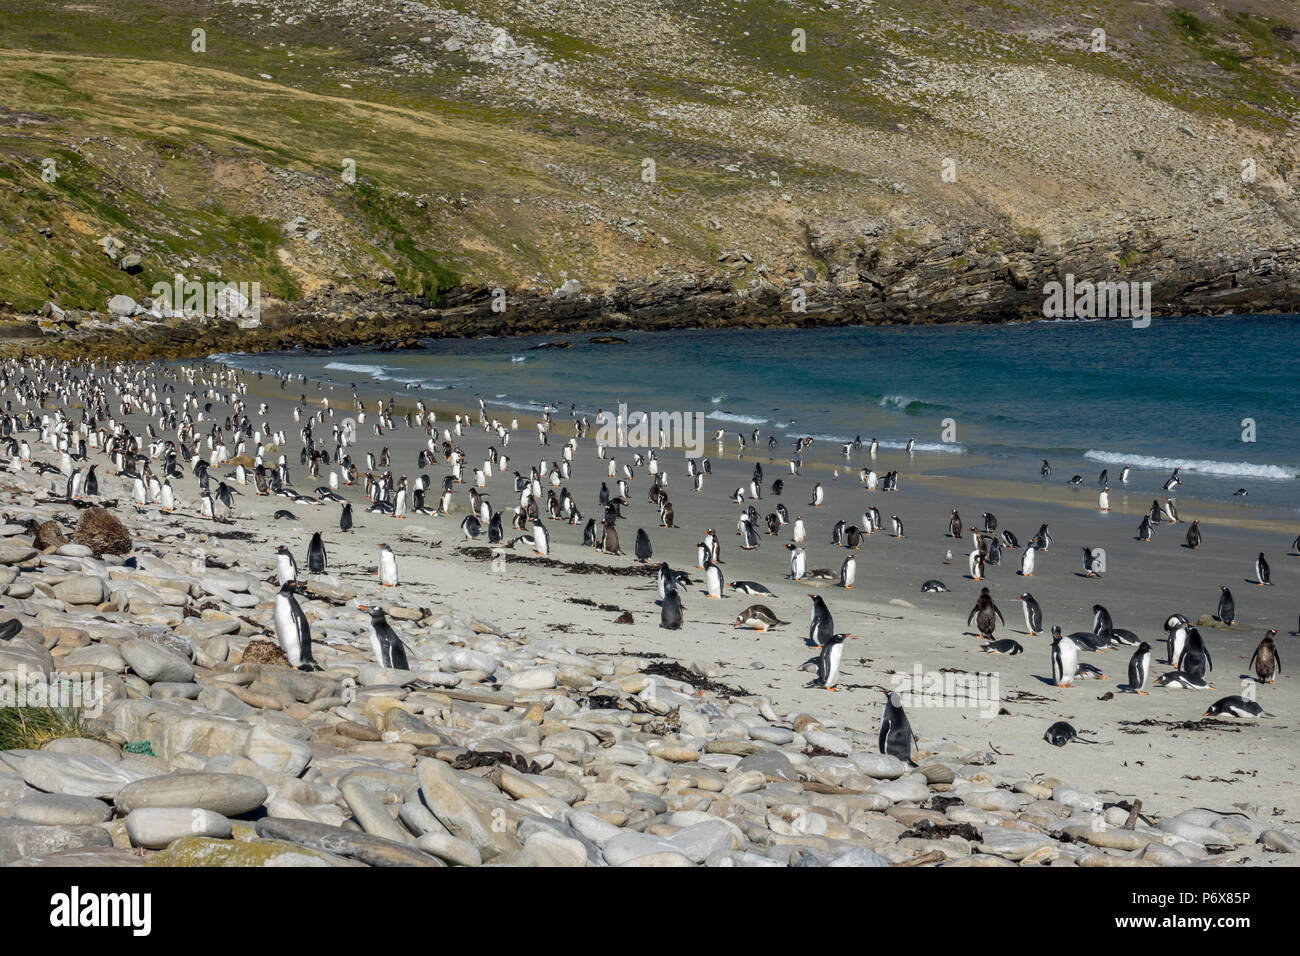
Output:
left=0, top=0, right=1297, bottom=314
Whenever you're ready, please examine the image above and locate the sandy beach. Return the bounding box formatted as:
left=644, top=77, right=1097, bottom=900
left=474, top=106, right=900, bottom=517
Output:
left=187, top=360, right=1298, bottom=824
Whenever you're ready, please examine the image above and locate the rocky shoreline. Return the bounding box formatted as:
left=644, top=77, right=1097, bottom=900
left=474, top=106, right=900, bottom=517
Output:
left=6, top=220, right=1300, bottom=363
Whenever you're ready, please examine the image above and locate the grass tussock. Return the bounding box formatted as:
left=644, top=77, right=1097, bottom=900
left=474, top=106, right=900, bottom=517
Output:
left=0, top=706, right=107, bottom=750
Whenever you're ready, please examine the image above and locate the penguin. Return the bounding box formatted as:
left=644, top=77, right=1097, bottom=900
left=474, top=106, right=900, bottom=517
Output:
left=378, top=543, right=399, bottom=587
left=1043, top=721, right=1102, bottom=746
left=1163, top=498, right=1178, bottom=524
left=273, top=582, right=321, bottom=671
left=840, top=554, right=856, bottom=590
left=533, top=519, right=551, bottom=556
left=948, top=510, right=963, bottom=539
left=1185, top=521, right=1201, bottom=550
left=730, top=580, right=777, bottom=598
left=274, top=545, right=298, bottom=587
left=361, top=605, right=410, bottom=670
left=1249, top=630, right=1281, bottom=684
left=968, top=547, right=985, bottom=581
left=890, top=515, right=904, bottom=538
left=634, top=528, right=653, bottom=564
left=459, top=515, right=482, bottom=540
left=733, top=605, right=788, bottom=631
left=1216, top=586, right=1235, bottom=625
left=1256, top=552, right=1272, bottom=586
left=810, top=482, right=824, bottom=507
left=1019, top=543, right=1037, bottom=578
left=1136, top=514, right=1152, bottom=542
left=982, top=639, right=1023, bottom=655
left=1126, top=642, right=1151, bottom=694
left=340, top=501, right=354, bottom=533
left=1097, top=487, right=1109, bottom=512
left=704, top=560, right=725, bottom=599
left=879, top=690, right=915, bottom=765
left=806, top=632, right=850, bottom=690
left=808, top=594, right=833, bottom=647
left=787, top=544, right=807, bottom=581
left=1017, top=592, right=1042, bottom=635
left=967, top=588, right=1004, bottom=639
left=1165, top=615, right=1191, bottom=667
left=1203, top=696, right=1272, bottom=718
left=1001, top=529, right=1019, bottom=549
left=1177, top=626, right=1213, bottom=682
left=306, top=531, right=327, bottom=573
left=660, top=588, right=684, bottom=630
left=792, top=517, right=806, bottom=543
left=920, top=580, right=949, bottom=592
left=1081, top=546, right=1103, bottom=577
left=1153, top=671, right=1214, bottom=690
left=1051, top=625, right=1078, bottom=687
left=1040, top=459, right=1051, bottom=477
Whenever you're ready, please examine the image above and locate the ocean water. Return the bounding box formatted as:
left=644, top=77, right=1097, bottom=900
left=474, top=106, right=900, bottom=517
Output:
left=211, top=313, right=1300, bottom=510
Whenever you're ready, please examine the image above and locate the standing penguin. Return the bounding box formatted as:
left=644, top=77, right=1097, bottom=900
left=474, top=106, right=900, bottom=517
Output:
left=948, top=510, right=963, bottom=538
left=274, top=545, right=298, bottom=588
left=1185, top=521, right=1201, bottom=550
left=340, top=501, right=354, bottom=533
left=362, top=605, right=410, bottom=670
left=634, top=528, right=653, bottom=564
left=378, top=543, right=399, bottom=587
left=808, top=594, right=833, bottom=647
left=1127, top=642, right=1151, bottom=694
left=840, top=554, right=856, bottom=590
left=273, top=582, right=321, bottom=671
left=890, top=515, right=904, bottom=538
left=1216, top=586, right=1235, bottom=625
left=1016, top=592, right=1042, bottom=635
left=1177, top=626, right=1213, bottom=681
left=660, top=588, right=684, bottom=630
left=306, top=531, right=327, bottom=574
left=879, top=691, right=915, bottom=765
left=806, top=632, right=851, bottom=691
left=1020, top=544, right=1036, bottom=578
left=966, top=587, right=1004, bottom=639
left=1051, top=625, right=1078, bottom=688
left=1256, top=552, right=1272, bottom=586
left=704, top=560, right=725, bottom=599
left=1249, top=630, right=1281, bottom=684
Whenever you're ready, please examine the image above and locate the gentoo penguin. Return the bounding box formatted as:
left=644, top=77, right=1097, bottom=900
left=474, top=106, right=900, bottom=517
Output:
left=1249, top=630, right=1281, bottom=684
left=1177, top=626, right=1213, bottom=682
left=982, top=639, right=1023, bottom=655
left=1204, top=696, right=1272, bottom=718
left=377, top=543, right=399, bottom=587
left=1163, top=467, right=1181, bottom=490
left=787, top=544, right=807, bottom=580
left=1043, top=721, right=1102, bottom=746
left=459, top=515, right=482, bottom=540
left=1097, top=487, right=1109, bottom=512
left=967, top=588, right=1004, bottom=639
left=340, top=502, right=354, bottom=533
left=273, top=582, right=321, bottom=670
left=948, top=510, right=963, bottom=538
left=1033, top=523, right=1051, bottom=551
left=890, top=515, right=904, bottom=538
left=1081, top=546, right=1103, bottom=577
left=806, top=632, right=850, bottom=691
left=1216, top=586, right=1235, bottom=625
left=808, top=594, right=833, bottom=647
left=1162, top=498, right=1178, bottom=524
left=532, top=519, right=551, bottom=556
left=1153, top=671, right=1213, bottom=690
left=810, top=482, right=824, bottom=507
left=306, top=531, right=327, bottom=573
left=840, top=554, right=856, bottom=590
left=1165, top=614, right=1191, bottom=667
left=634, top=529, right=653, bottom=564
left=1126, top=642, right=1151, bottom=694
left=1185, top=521, right=1201, bottom=550
left=1001, top=529, right=1019, bottom=549
left=730, top=580, right=776, bottom=598
left=1136, top=514, right=1152, bottom=542
left=1256, top=552, right=1272, bottom=586
left=1050, top=625, right=1078, bottom=687
left=792, top=517, right=806, bottom=543
left=879, top=691, right=915, bottom=765
left=274, top=545, right=298, bottom=587
left=733, top=605, right=788, bottom=631
left=704, top=560, right=725, bottom=599
left=361, top=605, right=410, bottom=670
left=920, top=580, right=949, bottom=592
left=1017, top=592, right=1042, bottom=635
left=1019, top=544, right=1036, bottom=577
left=1040, top=459, right=1051, bottom=477
left=660, top=588, right=684, bottom=630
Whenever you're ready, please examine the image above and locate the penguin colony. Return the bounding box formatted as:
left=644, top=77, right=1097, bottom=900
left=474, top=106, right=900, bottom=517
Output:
left=18, top=361, right=1293, bottom=775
